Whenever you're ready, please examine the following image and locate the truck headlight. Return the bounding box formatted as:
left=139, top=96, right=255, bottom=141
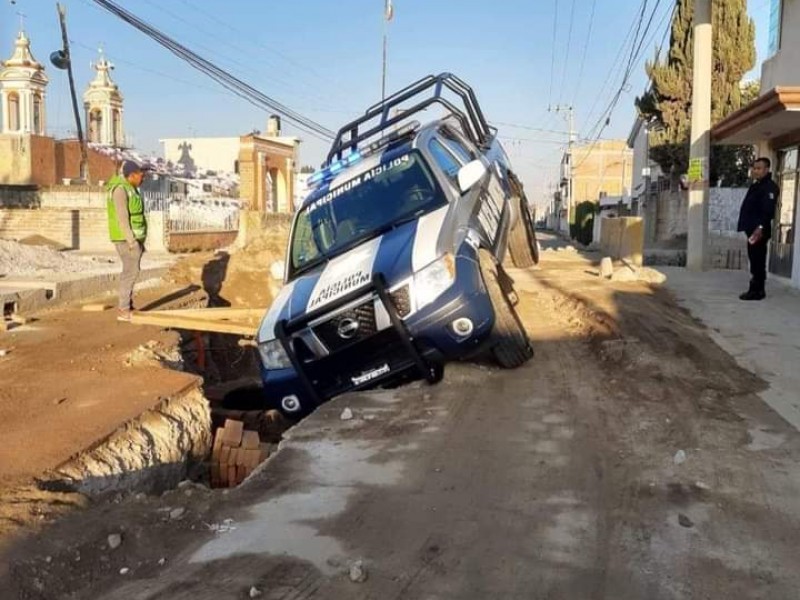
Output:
left=258, top=339, right=292, bottom=370
left=414, top=253, right=456, bottom=310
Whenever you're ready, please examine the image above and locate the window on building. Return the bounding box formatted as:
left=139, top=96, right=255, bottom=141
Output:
left=7, top=93, right=20, bottom=132
left=202, top=183, right=213, bottom=193
left=768, top=0, right=783, bottom=57
left=112, top=109, right=121, bottom=146
left=88, top=109, right=102, bottom=143
left=33, top=94, right=43, bottom=134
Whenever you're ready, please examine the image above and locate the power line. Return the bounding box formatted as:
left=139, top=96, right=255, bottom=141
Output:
left=571, top=0, right=597, bottom=107
left=579, top=6, right=643, bottom=138
left=583, top=0, right=663, bottom=141
left=547, top=0, right=558, bottom=107
left=174, top=0, right=350, bottom=104
left=574, top=0, right=672, bottom=170
left=492, top=121, right=570, bottom=135
left=556, top=0, right=577, bottom=106
left=88, top=0, right=336, bottom=141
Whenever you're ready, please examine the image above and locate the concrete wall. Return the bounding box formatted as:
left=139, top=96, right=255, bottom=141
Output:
left=649, top=186, right=747, bottom=242
left=709, top=188, right=747, bottom=233
left=1, top=184, right=243, bottom=253
left=167, top=230, right=238, bottom=253
left=160, top=137, right=240, bottom=174
left=599, top=217, right=644, bottom=266
left=629, top=125, right=663, bottom=203
left=761, top=0, right=800, bottom=91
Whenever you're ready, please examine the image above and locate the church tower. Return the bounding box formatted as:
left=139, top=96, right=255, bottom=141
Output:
left=83, top=50, right=124, bottom=146
left=0, top=30, right=49, bottom=135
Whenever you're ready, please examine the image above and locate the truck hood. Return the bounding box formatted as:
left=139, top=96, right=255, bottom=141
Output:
left=258, top=204, right=449, bottom=342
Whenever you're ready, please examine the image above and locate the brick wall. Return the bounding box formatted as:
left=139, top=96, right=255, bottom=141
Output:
left=30, top=135, right=57, bottom=186
left=0, top=208, right=78, bottom=248
left=0, top=207, right=110, bottom=250
left=0, top=135, right=56, bottom=186
left=54, top=141, right=118, bottom=185
left=709, top=232, right=747, bottom=270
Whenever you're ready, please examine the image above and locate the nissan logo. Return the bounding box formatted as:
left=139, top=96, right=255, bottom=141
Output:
left=337, top=317, right=360, bottom=339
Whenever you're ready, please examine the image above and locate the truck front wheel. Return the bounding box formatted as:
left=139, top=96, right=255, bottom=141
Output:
left=479, top=249, right=533, bottom=368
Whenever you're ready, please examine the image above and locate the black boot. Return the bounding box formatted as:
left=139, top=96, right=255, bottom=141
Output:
left=739, top=282, right=765, bottom=301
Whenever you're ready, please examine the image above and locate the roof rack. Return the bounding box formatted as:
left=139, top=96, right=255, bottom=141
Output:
left=326, top=73, right=493, bottom=165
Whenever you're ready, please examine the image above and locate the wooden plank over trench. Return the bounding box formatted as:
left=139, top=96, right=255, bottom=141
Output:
left=130, top=307, right=266, bottom=336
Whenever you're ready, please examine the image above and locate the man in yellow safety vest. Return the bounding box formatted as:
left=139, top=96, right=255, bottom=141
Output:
left=106, top=160, right=150, bottom=321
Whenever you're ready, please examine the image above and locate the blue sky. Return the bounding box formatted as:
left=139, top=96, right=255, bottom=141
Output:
left=2, top=0, right=770, bottom=209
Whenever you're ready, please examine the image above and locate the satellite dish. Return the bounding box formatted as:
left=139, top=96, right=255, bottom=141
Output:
left=49, top=50, right=69, bottom=70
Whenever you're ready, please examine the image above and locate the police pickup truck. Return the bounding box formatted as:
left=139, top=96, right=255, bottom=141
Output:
left=257, top=73, right=539, bottom=418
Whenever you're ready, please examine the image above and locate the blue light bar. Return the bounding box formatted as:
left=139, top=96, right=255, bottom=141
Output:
left=306, top=150, right=363, bottom=188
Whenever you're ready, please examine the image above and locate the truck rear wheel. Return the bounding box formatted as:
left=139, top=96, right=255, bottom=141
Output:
left=507, top=196, right=540, bottom=268
left=479, top=250, right=533, bottom=368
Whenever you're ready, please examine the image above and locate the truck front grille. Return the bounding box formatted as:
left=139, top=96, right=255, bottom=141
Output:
left=312, top=299, right=377, bottom=352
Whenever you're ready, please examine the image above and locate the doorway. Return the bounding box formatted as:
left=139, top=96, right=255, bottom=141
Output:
left=769, top=148, right=797, bottom=278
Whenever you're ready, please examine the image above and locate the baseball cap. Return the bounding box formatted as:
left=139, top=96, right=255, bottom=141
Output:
left=122, top=160, right=152, bottom=177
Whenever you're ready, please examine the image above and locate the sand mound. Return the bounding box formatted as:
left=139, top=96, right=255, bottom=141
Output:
left=0, top=239, right=113, bottom=277
left=166, top=222, right=290, bottom=309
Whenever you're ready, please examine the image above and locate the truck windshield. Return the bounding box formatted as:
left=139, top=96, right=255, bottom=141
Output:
left=290, top=151, right=445, bottom=277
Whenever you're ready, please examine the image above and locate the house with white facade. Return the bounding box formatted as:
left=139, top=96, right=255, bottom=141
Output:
left=712, top=0, right=800, bottom=289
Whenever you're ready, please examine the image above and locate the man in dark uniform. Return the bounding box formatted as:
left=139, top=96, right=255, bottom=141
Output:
left=737, top=157, right=779, bottom=301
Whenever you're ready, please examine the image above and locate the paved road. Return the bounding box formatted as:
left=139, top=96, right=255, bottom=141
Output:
left=4, top=236, right=800, bottom=599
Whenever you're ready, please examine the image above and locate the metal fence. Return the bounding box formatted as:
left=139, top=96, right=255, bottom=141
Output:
left=143, top=192, right=240, bottom=233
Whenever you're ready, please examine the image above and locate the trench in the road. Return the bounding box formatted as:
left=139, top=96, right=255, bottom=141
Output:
left=38, top=291, right=293, bottom=499
left=38, top=255, right=592, bottom=500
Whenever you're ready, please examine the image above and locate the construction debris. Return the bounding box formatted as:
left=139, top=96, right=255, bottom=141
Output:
left=210, top=419, right=271, bottom=488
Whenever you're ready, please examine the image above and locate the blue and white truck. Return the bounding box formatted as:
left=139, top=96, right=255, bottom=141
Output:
left=257, top=73, right=539, bottom=418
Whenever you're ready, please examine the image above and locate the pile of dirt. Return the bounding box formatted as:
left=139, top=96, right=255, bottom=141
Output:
left=166, top=222, right=290, bottom=309
left=0, top=239, right=114, bottom=277
left=219, top=225, right=289, bottom=308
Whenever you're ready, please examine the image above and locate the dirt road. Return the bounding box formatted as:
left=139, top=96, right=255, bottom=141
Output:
left=3, top=235, right=800, bottom=599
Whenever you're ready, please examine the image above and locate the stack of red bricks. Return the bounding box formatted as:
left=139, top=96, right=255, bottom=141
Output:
left=210, top=418, right=270, bottom=488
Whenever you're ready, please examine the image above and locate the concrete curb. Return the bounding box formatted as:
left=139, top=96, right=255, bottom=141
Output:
left=0, top=266, right=168, bottom=314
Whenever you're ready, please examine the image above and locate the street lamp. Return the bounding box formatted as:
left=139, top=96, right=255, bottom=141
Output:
left=50, top=3, right=88, bottom=182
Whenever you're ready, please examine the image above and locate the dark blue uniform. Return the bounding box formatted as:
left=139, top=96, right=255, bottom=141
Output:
left=737, top=173, right=779, bottom=296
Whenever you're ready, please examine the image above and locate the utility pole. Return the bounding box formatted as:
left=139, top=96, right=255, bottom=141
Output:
left=54, top=3, right=88, bottom=182
left=381, top=0, right=393, bottom=101
left=550, top=105, right=575, bottom=237
left=687, top=0, right=711, bottom=271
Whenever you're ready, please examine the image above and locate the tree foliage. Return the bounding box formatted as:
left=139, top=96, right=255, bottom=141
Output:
left=636, top=0, right=756, bottom=185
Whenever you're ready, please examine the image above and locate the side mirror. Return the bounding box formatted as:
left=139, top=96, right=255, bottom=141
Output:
left=457, top=160, right=487, bottom=194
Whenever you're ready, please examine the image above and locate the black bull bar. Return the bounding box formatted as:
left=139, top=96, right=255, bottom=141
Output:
left=274, top=273, right=438, bottom=407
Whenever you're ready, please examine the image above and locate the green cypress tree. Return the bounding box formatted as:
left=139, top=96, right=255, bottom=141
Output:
left=636, top=0, right=756, bottom=184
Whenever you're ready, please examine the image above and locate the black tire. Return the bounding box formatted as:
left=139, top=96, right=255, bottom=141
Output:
left=479, top=250, right=533, bottom=368
left=507, top=196, right=540, bottom=268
